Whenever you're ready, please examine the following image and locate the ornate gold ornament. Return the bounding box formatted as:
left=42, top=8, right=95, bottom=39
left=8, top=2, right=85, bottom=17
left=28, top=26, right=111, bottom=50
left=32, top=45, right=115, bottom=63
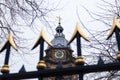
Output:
left=68, top=23, right=89, bottom=45
left=0, top=32, right=17, bottom=52
left=37, top=60, right=47, bottom=69
left=75, top=56, right=84, bottom=65
left=1, top=65, right=9, bottom=73
left=32, top=27, right=53, bottom=50
left=117, top=51, right=120, bottom=61
left=107, top=16, right=120, bottom=39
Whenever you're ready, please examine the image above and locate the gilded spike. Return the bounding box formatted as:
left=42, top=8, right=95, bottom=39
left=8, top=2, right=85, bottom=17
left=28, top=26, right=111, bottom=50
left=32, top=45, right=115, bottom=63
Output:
left=68, top=23, right=89, bottom=44
left=32, top=27, right=52, bottom=50
left=0, top=32, right=17, bottom=52
left=107, top=16, right=120, bottom=40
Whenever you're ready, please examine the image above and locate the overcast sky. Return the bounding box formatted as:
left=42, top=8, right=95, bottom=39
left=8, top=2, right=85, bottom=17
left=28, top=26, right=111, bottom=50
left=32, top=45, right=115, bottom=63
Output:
left=0, top=0, right=108, bottom=79
left=1, top=0, right=99, bottom=70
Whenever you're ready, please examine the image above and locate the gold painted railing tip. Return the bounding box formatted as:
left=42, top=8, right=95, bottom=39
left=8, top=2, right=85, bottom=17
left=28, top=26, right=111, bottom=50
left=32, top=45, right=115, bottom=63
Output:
left=68, top=23, right=89, bottom=44
left=0, top=32, right=17, bottom=52
left=32, top=27, right=53, bottom=50
left=107, top=16, right=120, bottom=40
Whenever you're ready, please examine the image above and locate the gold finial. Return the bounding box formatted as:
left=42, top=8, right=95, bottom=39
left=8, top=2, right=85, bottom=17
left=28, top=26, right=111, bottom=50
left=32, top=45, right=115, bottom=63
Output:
left=32, top=27, right=52, bottom=50
left=37, top=60, right=46, bottom=69
left=107, top=16, right=120, bottom=40
left=1, top=65, right=9, bottom=73
left=57, top=16, right=62, bottom=24
left=117, top=51, right=120, bottom=61
left=68, top=23, right=89, bottom=45
left=0, top=32, right=17, bottom=52
left=75, top=56, right=85, bottom=65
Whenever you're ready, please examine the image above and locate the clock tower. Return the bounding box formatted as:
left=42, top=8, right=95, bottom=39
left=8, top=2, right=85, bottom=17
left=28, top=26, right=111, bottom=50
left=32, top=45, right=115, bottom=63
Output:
left=44, top=22, right=78, bottom=80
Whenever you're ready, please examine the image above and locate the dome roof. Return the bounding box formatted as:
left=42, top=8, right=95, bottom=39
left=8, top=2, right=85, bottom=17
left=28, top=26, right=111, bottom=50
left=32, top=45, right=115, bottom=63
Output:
left=51, top=35, right=70, bottom=48
left=48, top=24, right=71, bottom=49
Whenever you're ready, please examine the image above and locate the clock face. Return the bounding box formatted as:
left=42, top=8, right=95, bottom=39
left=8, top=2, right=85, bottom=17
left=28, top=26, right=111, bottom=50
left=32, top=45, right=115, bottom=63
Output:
left=55, top=50, right=64, bottom=58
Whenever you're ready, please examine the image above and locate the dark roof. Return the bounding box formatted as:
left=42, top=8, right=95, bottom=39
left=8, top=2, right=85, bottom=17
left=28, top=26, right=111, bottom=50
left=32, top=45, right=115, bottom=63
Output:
left=47, top=24, right=71, bottom=49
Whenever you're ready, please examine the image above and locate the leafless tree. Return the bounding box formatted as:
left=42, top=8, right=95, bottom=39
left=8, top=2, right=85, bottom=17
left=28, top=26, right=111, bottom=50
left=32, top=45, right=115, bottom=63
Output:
left=0, top=0, right=60, bottom=53
left=77, top=0, right=120, bottom=79
left=0, top=0, right=61, bottom=72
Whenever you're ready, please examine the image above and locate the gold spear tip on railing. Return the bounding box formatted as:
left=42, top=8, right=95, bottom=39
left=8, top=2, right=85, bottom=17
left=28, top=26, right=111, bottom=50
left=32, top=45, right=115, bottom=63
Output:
left=68, top=22, right=89, bottom=45
left=0, top=32, right=17, bottom=52
left=107, top=16, right=120, bottom=40
left=31, top=27, right=53, bottom=50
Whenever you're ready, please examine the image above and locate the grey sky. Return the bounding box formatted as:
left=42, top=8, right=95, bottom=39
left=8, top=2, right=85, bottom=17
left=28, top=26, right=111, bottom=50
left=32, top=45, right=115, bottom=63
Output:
left=0, top=0, right=108, bottom=78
